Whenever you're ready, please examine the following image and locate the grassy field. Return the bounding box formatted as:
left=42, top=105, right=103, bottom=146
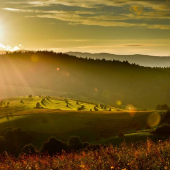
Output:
left=0, top=96, right=165, bottom=147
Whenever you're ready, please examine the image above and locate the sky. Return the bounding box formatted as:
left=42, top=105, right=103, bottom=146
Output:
left=0, top=0, right=170, bottom=56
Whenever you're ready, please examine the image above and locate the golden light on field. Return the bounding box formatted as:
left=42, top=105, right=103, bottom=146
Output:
left=116, top=100, right=122, bottom=106
left=147, top=112, right=161, bottom=128
left=31, top=55, right=39, bottom=63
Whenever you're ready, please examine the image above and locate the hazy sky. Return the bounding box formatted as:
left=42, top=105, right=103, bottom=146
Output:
left=0, top=0, right=170, bottom=56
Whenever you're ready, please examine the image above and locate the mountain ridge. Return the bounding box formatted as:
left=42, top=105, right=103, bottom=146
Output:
left=67, top=52, right=170, bottom=68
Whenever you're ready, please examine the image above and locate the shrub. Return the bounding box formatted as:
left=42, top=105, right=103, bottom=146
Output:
left=118, top=131, right=124, bottom=137
left=77, top=105, right=85, bottom=111
left=0, top=136, right=6, bottom=153
left=151, top=125, right=170, bottom=135
left=35, top=102, right=43, bottom=109
left=87, top=144, right=101, bottom=151
left=21, top=144, right=37, bottom=155
left=82, top=142, right=90, bottom=148
left=40, top=137, right=67, bottom=156
left=20, top=100, right=24, bottom=104
left=68, top=136, right=83, bottom=151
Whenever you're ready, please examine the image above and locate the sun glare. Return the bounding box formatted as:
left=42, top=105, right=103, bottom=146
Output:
left=0, top=26, right=3, bottom=40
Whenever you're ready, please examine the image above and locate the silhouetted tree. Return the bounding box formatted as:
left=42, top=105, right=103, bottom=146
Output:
left=21, top=143, right=37, bottom=155
left=156, top=104, right=161, bottom=110
left=40, top=137, right=67, bottom=156
left=119, top=131, right=124, bottom=137
left=20, top=100, right=24, bottom=104
left=83, top=142, right=90, bottom=148
left=68, top=136, right=83, bottom=151
left=65, top=99, right=68, bottom=104
left=0, top=136, right=6, bottom=153
left=35, top=102, right=43, bottom=109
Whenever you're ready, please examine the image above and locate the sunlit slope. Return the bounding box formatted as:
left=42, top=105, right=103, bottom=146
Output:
left=0, top=96, right=162, bottom=146
left=0, top=51, right=170, bottom=108
left=0, top=96, right=116, bottom=112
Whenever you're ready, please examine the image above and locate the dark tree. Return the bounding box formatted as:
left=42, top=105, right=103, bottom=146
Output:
left=156, top=104, right=161, bottom=110
left=0, top=136, right=6, bottom=153
left=100, top=104, right=104, bottom=109
left=83, top=142, right=90, bottom=148
left=40, top=137, right=67, bottom=156
left=68, top=136, right=82, bottom=151
left=118, top=131, right=124, bottom=137
left=65, top=99, right=68, bottom=104
left=21, top=143, right=37, bottom=155
left=20, top=100, right=24, bottom=104
left=35, top=102, right=43, bottom=109
left=94, top=106, right=98, bottom=111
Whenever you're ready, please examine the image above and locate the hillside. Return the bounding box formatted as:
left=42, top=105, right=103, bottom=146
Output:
left=67, top=52, right=170, bottom=68
left=0, top=51, right=170, bottom=108
left=0, top=96, right=164, bottom=148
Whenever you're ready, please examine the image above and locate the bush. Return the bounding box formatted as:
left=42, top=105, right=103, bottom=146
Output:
left=77, top=105, right=85, bottom=111
left=87, top=144, right=101, bottom=151
left=151, top=125, right=170, bottom=135
left=20, top=100, right=24, bottom=104
left=21, top=144, right=37, bottom=155
left=82, top=142, right=90, bottom=148
left=118, top=131, right=124, bottom=137
left=68, top=136, right=83, bottom=151
left=40, top=137, right=67, bottom=156
left=35, top=102, right=43, bottom=109
left=0, top=136, right=6, bottom=153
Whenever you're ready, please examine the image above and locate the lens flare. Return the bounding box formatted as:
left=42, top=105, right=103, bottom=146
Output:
left=126, top=104, right=136, bottom=117
left=31, top=55, right=39, bottom=63
left=147, top=112, right=161, bottom=128
left=116, top=100, right=122, bottom=106
left=56, top=68, right=60, bottom=71
left=94, top=88, right=98, bottom=92
left=66, top=72, right=70, bottom=77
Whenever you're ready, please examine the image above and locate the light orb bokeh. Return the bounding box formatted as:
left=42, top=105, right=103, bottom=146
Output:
left=147, top=112, right=161, bottom=128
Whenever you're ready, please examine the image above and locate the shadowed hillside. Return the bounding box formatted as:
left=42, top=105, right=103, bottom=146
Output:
left=0, top=51, right=170, bottom=109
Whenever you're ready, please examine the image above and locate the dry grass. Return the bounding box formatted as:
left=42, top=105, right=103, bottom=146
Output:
left=0, top=138, right=170, bottom=169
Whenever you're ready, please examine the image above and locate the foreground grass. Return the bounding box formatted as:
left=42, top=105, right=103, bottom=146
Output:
left=1, top=138, right=170, bottom=170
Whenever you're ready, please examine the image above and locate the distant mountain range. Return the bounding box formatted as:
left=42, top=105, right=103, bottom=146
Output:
left=67, top=52, right=170, bottom=68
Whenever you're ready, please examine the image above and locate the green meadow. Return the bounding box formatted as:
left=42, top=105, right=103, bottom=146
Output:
left=0, top=95, right=164, bottom=148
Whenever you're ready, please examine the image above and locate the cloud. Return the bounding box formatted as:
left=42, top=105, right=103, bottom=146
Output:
left=0, top=43, right=23, bottom=51
left=3, top=0, right=170, bottom=29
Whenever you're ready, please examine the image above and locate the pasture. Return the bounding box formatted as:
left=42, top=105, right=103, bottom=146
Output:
left=0, top=96, right=164, bottom=147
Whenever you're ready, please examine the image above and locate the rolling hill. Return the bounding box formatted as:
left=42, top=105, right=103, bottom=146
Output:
left=67, top=52, right=170, bottom=68
left=0, top=95, right=163, bottom=147
left=0, top=51, right=170, bottom=109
